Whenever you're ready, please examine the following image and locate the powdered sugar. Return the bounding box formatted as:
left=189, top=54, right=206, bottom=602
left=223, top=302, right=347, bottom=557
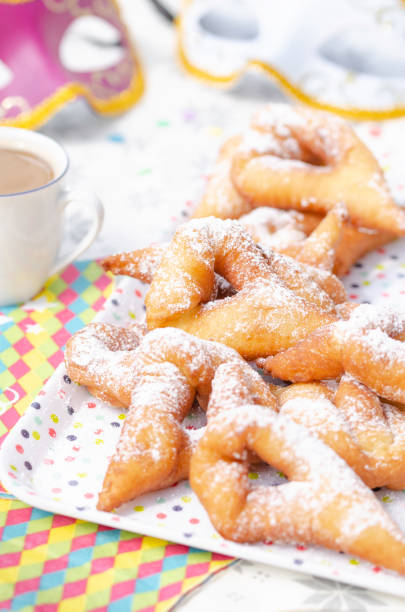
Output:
left=179, top=216, right=259, bottom=261
left=300, top=196, right=318, bottom=208
left=368, top=172, right=392, bottom=200
left=336, top=303, right=405, bottom=337
left=361, top=328, right=405, bottom=361
left=253, top=104, right=304, bottom=136
left=280, top=395, right=347, bottom=435
left=240, top=206, right=306, bottom=231
left=239, top=207, right=307, bottom=251
left=197, top=402, right=403, bottom=547
left=334, top=304, right=405, bottom=374
left=239, top=129, right=286, bottom=156
left=255, top=155, right=309, bottom=172
left=147, top=217, right=286, bottom=322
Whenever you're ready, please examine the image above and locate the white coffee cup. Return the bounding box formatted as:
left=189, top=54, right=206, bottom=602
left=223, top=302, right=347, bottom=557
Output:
left=0, top=127, right=104, bottom=306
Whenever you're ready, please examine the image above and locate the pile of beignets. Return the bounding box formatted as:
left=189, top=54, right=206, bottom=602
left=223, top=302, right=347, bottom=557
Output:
left=65, top=104, right=405, bottom=575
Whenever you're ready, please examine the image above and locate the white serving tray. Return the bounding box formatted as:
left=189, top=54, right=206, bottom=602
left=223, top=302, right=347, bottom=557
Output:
left=2, top=244, right=405, bottom=598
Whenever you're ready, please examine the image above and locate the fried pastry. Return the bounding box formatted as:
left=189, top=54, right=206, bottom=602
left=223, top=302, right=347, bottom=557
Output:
left=238, top=207, right=320, bottom=255
left=190, top=362, right=405, bottom=574
left=65, top=321, right=146, bottom=407
left=65, top=323, right=274, bottom=511
left=240, top=204, right=346, bottom=272
left=231, top=104, right=405, bottom=235
left=277, top=375, right=405, bottom=489
left=332, top=224, right=394, bottom=277
left=102, top=245, right=235, bottom=300
left=193, top=110, right=317, bottom=221
left=103, top=216, right=346, bottom=302
left=142, top=217, right=346, bottom=359
left=192, top=134, right=252, bottom=220
left=264, top=303, right=405, bottom=403
left=240, top=205, right=395, bottom=277
left=102, top=243, right=167, bottom=284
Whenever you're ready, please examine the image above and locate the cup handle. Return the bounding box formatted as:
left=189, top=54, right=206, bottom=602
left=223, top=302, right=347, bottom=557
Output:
left=49, top=189, right=104, bottom=277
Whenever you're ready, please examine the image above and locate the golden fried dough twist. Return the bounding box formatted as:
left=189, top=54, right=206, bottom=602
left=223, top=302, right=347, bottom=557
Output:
left=142, top=217, right=345, bottom=359
left=102, top=246, right=235, bottom=300
left=239, top=204, right=394, bottom=277
left=239, top=206, right=319, bottom=248
left=102, top=216, right=345, bottom=298
left=190, top=362, right=405, bottom=574
left=231, top=104, right=405, bottom=235
left=192, top=121, right=315, bottom=221
left=240, top=204, right=346, bottom=272
left=102, top=243, right=167, bottom=284
left=65, top=323, right=274, bottom=511
left=277, top=376, right=405, bottom=490
left=191, top=106, right=396, bottom=273
left=264, top=303, right=405, bottom=403
left=193, top=135, right=252, bottom=220
left=65, top=321, right=146, bottom=407
left=332, top=224, right=394, bottom=278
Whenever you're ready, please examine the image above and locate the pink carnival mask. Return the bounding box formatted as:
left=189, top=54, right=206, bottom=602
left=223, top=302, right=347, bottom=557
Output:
left=0, top=0, right=144, bottom=128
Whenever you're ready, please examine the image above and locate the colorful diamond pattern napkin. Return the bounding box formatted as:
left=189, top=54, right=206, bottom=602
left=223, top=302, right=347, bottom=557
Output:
left=0, top=261, right=112, bottom=444
left=0, top=262, right=232, bottom=611
left=0, top=493, right=231, bottom=611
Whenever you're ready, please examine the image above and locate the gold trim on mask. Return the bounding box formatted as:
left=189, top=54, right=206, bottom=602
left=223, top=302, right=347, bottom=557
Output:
left=0, top=0, right=144, bottom=128
left=176, top=5, right=405, bottom=121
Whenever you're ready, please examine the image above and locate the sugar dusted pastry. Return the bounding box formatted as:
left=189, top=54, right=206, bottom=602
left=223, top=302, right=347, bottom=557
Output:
left=193, top=134, right=252, bottom=220
left=243, top=206, right=395, bottom=278
left=102, top=243, right=167, bottom=284
left=240, top=205, right=394, bottom=277
left=240, top=203, right=346, bottom=272
left=332, top=223, right=394, bottom=277
left=190, top=362, right=405, bottom=575
left=102, top=245, right=235, bottom=300
left=277, top=375, right=405, bottom=490
left=238, top=206, right=319, bottom=255
left=65, top=321, right=145, bottom=407
left=231, top=104, right=405, bottom=235
left=264, top=303, right=405, bottom=403
left=143, top=217, right=345, bottom=359
left=65, top=323, right=274, bottom=511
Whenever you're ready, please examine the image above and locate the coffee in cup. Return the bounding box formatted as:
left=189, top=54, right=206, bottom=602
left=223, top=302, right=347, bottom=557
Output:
left=0, top=127, right=104, bottom=306
left=0, top=148, right=54, bottom=195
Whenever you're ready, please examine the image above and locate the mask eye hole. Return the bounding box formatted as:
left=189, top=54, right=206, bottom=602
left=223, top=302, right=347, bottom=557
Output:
left=0, top=59, right=13, bottom=89
left=319, top=26, right=405, bottom=78
left=198, top=4, right=259, bottom=41
left=59, top=15, right=125, bottom=73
